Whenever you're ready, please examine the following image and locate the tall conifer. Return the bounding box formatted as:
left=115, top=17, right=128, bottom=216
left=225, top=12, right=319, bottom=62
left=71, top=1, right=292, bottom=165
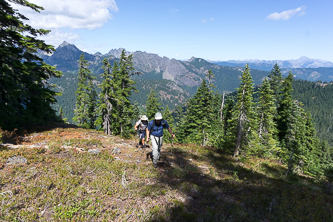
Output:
left=111, top=50, right=140, bottom=136
left=162, top=105, right=175, bottom=143
left=95, top=58, right=114, bottom=135
left=0, top=0, right=62, bottom=130
left=146, top=89, right=163, bottom=120
left=228, top=64, right=256, bottom=157
left=180, top=79, right=216, bottom=145
left=73, top=53, right=96, bottom=128
left=257, top=77, right=279, bottom=156
left=268, top=63, right=283, bottom=107
left=277, top=72, right=294, bottom=142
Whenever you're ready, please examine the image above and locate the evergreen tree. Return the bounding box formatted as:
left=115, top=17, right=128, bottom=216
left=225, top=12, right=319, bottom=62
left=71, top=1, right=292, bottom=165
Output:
left=132, top=101, right=140, bottom=121
left=276, top=73, right=321, bottom=175
left=302, top=112, right=321, bottom=175
left=206, top=69, right=215, bottom=88
left=180, top=79, right=216, bottom=145
left=223, top=96, right=234, bottom=136
left=0, top=0, right=62, bottom=130
left=110, top=50, right=141, bottom=137
left=268, top=63, right=283, bottom=107
left=73, top=53, right=97, bottom=129
left=257, top=77, right=279, bottom=156
left=59, top=107, right=64, bottom=120
left=228, top=64, right=256, bottom=157
left=318, top=140, right=333, bottom=172
left=284, top=100, right=306, bottom=175
left=162, top=105, right=175, bottom=143
left=174, top=104, right=186, bottom=143
left=277, top=72, right=294, bottom=142
left=146, top=89, right=163, bottom=120
left=95, top=58, right=114, bottom=135
left=87, top=79, right=98, bottom=128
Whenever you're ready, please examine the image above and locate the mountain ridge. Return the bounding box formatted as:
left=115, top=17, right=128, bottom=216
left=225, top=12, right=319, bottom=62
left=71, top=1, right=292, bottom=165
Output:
left=44, top=41, right=333, bottom=83
left=210, top=56, right=333, bottom=69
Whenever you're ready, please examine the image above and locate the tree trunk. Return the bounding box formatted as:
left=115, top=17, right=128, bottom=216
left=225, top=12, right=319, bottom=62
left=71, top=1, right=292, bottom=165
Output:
left=234, top=85, right=246, bottom=157
left=202, top=128, right=205, bottom=146
left=286, top=145, right=295, bottom=176
left=234, top=116, right=242, bottom=157
left=103, top=94, right=112, bottom=135
left=220, top=93, right=225, bottom=122
left=259, top=112, right=264, bottom=139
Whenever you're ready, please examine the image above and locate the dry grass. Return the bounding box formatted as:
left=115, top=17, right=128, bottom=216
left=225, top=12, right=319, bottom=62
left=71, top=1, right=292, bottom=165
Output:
left=0, top=126, right=332, bottom=221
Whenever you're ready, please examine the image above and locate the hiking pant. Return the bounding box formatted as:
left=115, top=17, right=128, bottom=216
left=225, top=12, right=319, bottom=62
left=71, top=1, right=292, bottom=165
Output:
left=151, top=135, right=163, bottom=164
left=138, top=130, right=146, bottom=139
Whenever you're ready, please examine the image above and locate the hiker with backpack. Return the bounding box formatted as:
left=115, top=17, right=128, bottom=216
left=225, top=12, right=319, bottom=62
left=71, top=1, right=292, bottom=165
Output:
left=146, top=112, right=175, bottom=168
left=134, top=115, right=149, bottom=148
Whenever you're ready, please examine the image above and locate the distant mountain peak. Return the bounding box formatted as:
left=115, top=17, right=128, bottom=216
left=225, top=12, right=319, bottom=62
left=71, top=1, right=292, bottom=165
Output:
left=56, top=41, right=81, bottom=53
left=188, top=57, right=196, bottom=62
left=107, top=48, right=133, bottom=58
left=59, top=41, right=71, bottom=47
left=94, top=52, right=102, bottom=56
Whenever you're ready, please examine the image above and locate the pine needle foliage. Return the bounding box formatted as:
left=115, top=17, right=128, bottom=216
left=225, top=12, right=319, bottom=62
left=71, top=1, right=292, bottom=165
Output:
left=73, top=53, right=97, bottom=129
left=256, top=77, right=279, bottom=156
left=162, top=105, right=175, bottom=143
left=0, top=0, right=62, bottom=130
left=110, top=50, right=141, bottom=137
left=95, top=58, right=114, bottom=135
left=178, top=78, right=220, bottom=146
left=268, top=63, right=283, bottom=107
left=226, top=64, right=256, bottom=157
left=146, top=89, right=163, bottom=121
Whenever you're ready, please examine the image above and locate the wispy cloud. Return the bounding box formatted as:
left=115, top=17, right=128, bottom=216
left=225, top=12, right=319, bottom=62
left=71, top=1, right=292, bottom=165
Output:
left=201, top=18, right=214, bottom=23
left=11, top=0, right=118, bottom=30
left=266, top=6, right=306, bottom=21
left=37, top=29, right=80, bottom=47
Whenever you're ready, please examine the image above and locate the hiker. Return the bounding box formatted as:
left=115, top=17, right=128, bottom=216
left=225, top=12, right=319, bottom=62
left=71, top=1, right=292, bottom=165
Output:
left=134, top=115, right=149, bottom=148
left=147, top=112, right=175, bottom=168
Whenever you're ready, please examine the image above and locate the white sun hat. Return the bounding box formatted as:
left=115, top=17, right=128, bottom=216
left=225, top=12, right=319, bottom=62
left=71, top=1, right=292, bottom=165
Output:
left=141, top=115, right=148, bottom=121
left=154, top=112, right=163, bottom=120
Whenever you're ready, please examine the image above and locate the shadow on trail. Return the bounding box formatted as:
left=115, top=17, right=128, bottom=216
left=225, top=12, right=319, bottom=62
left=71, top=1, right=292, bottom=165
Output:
left=145, top=144, right=333, bottom=222
left=23, top=122, right=79, bottom=134
left=1, top=122, right=79, bottom=144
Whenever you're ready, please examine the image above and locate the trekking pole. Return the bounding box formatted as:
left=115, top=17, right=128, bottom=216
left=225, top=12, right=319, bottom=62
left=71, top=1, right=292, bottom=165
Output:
left=171, top=137, right=174, bottom=155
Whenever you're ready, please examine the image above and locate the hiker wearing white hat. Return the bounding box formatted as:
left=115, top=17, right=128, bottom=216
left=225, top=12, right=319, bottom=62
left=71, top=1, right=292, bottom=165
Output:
left=134, top=115, right=149, bottom=148
left=147, top=112, right=175, bottom=168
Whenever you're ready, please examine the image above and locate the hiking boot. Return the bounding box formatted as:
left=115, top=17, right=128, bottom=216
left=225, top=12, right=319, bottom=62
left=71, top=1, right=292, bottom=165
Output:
left=145, top=144, right=150, bottom=148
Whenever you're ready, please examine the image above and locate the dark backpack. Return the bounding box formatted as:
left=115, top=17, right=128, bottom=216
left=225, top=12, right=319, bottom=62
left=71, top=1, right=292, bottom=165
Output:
left=138, top=120, right=148, bottom=131
left=150, top=119, right=166, bottom=132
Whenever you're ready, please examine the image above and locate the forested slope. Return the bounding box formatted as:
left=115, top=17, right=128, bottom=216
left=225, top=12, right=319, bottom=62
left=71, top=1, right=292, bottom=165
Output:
left=292, top=80, right=333, bottom=145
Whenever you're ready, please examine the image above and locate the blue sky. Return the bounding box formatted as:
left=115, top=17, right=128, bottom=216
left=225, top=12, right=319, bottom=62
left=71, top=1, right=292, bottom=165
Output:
left=13, top=0, right=333, bottom=61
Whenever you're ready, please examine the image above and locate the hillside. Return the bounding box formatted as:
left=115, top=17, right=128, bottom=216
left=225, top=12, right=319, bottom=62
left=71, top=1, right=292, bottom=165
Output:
left=230, top=79, right=333, bottom=146
left=282, top=67, right=333, bottom=82
left=292, top=80, right=333, bottom=145
left=0, top=126, right=332, bottom=221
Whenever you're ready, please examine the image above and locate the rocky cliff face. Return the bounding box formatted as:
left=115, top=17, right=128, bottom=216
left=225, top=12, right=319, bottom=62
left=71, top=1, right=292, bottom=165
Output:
left=129, top=51, right=194, bottom=85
